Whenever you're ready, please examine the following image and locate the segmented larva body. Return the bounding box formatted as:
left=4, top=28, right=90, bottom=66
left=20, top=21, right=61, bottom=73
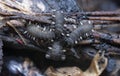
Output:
left=46, top=42, right=66, bottom=60
left=55, top=11, right=65, bottom=33
left=66, top=21, right=93, bottom=45
left=27, top=25, right=55, bottom=39
left=55, top=11, right=64, bottom=25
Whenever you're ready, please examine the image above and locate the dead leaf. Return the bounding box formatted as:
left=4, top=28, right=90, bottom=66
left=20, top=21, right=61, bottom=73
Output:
left=45, top=51, right=108, bottom=76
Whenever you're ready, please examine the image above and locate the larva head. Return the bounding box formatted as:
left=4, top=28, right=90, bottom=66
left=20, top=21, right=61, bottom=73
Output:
left=45, top=50, right=66, bottom=61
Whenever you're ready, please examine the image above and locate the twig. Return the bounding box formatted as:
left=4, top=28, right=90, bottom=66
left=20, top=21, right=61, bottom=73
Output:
left=5, top=12, right=52, bottom=24
left=92, top=20, right=117, bottom=25
left=92, top=31, right=120, bottom=45
left=0, top=9, right=52, bottom=24
left=87, top=17, right=120, bottom=21
left=70, top=11, right=120, bottom=16
left=1, top=8, right=120, bottom=23
left=94, top=23, right=120, bottom=30
left=0, top=8, right=14, bottom=16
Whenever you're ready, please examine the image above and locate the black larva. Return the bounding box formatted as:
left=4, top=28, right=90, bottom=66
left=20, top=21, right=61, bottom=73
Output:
left=46, top=41, right=66, bottom=61
left=54, top=11, right=65, bottom=34
left=65, top=21, right=93, bottom=45
left=27, top=25, right=55, bottom=39
left=55, top=11, right=64, bottom=25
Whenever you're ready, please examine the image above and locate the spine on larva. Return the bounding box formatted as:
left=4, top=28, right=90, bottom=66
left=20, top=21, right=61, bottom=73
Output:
left=27, top=25, right=55, bottom=39
left=66, top=23, right=93, bottom=45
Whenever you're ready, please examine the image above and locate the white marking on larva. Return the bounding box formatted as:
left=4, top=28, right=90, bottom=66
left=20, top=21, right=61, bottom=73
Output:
left=61, top=56, right=66, bottom=60
left=45, top=54, right=50, bottom=58
left=43, top=27, right=46, bottom=31
left=61, top=33, right=65, bottom=36
left=70, top=18, right=76, bottom=22
left=50, top=29, right=52, bottom=32
left=52, top=22, right=55, bottom=24
left=52, top=15, right=56, bottom=17
left=51, top=9, right=56, bottom=12
left=51, top=39, right=54, bottom=42
left=64, top=24, right=67, bottom=27
left=80, top=22, right=83, bottom=25
left=33, top=37, right=36, bottom=40
left=28, top=21, right=31, bottom=25
left=23, top=31, right=27, bottom=34
left=48, top=47, right=52, bottom=50
left=80, top=36, right=83, bottom=40
left=92, top=29, right=95, bottom=32
left=88, top=20, right=91, bottom=24
left=85, top=33, right=89, bottom=37
left=66, top=34, right=70, bottom=36
left=64, top=18, right=67, bottom=21
left=75, top=41, right=78, bottom=44
left=64, top=18, right=76, bottom=23
left=73, top=25, right=77, bottom=29
left=28, top=34, right=31, bottom=38
left=61, top=11, right=63, bottom=13
left=36, top=25, right=40, bottom=28
left=62, top=49, right=66, bottom=52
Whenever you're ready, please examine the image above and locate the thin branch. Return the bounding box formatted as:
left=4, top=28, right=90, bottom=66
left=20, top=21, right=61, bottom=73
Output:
left=70, top=11, right=120, bottom=16
left=6, top=22, right=27, bottom=45
left=5, top=12, right=52, bottom=24
left=88, top=17, right=120, bottom=21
